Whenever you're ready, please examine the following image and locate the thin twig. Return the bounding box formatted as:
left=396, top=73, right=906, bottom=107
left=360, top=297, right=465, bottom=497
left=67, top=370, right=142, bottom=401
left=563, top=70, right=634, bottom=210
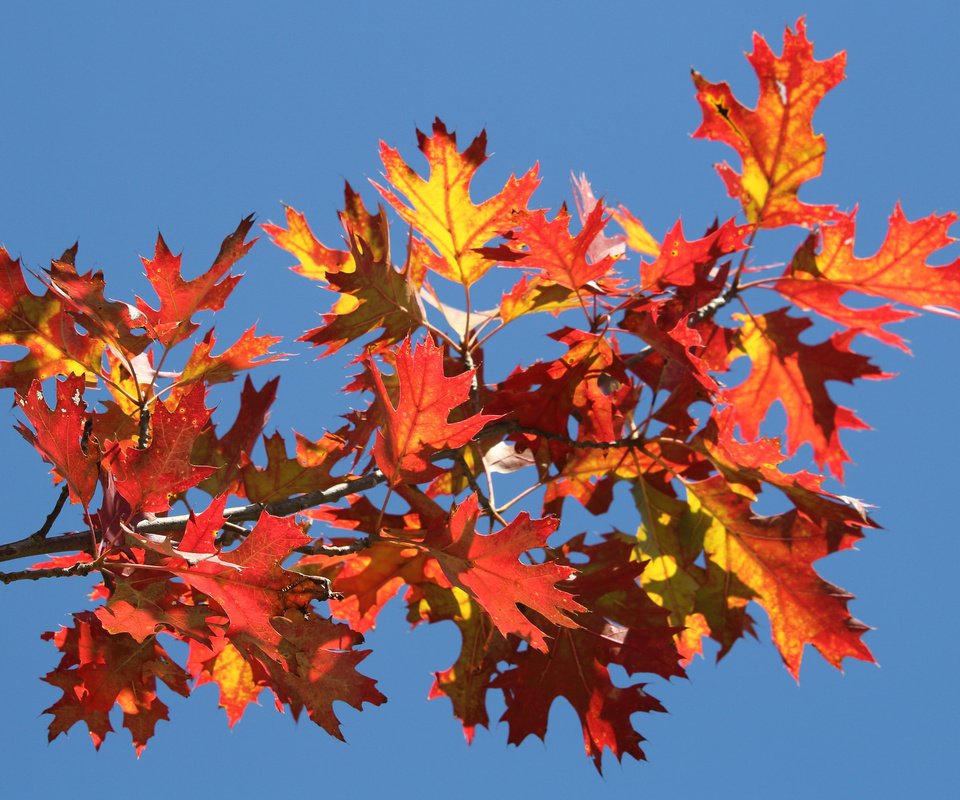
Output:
left=0, top=557, right=103, bottom=585
left=30, top=485, right=70, bottom=540
left=457, top=453, right=507, bottom=527
left=300, top=537, right=371, bottom=557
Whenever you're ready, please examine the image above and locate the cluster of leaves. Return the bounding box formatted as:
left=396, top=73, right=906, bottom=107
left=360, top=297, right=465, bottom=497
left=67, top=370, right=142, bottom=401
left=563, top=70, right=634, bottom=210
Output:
left=1, top=19, right=957, bottom=769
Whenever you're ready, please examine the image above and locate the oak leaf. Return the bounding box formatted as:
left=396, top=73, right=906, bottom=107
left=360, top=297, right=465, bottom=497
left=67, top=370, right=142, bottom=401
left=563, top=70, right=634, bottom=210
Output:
left=692, top=18, right=844, bottom=228
left=299, top=225, right=425, bottom=357
left=179, top=326, right=284, bottom=386
left=240, top=430, right=349, bottom=503
left=108, top=383, right=217, bottom=513
left=16, top=374, right=99, bottom=507
left=297, top=488, right=449, bottom=630
left=775, top=206, right=960, bottom=345
left=192, top=376, right=279, bottom=497
left=263, top=206, right=352, bottom=282
left=41, top=611, right=190, bottom=755
left=686, top=474, right=874, bottom=678
left=135, top=216, right=255, bottom=348
left=264, top=182, right=389, bottom=282
left=132, top=499, right=385, bottom=735
left=410, top=583, right=511, bottom=744
left=0, top=247, right=105, bottom=391
left=43, top=245, right=148, bottom=355
left=187, top=636, right=261, bottom=727
left=371, top=336, right=497, bottom=484
left=374, top=118, right=539, bottom=286
left=723, top=308, right=888, bottom=479
left=504, top=204, right=620, bottom=291
left=494, top=535, right=680, bottom=771
left=425, top=494, right=584, bottom=652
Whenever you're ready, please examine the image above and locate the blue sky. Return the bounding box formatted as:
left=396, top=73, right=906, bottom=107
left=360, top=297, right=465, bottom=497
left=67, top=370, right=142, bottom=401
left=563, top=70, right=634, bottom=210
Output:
left=1, top=1, right=957, bottom=796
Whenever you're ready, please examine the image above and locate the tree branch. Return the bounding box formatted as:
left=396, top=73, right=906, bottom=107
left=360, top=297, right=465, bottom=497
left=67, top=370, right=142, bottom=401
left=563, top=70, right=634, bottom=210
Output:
left=31, top=485, right=70, bottom=540
left=0, top=557, right=103, bottom=585
left=0, top=422, right=671, bottom=572
left=0, top=469, right=389, bottom=567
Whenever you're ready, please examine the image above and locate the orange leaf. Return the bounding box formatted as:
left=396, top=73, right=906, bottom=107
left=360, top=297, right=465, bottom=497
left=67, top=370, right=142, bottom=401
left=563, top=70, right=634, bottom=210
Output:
left=134, top=500, right=386, bottom=735
left=494, top=535, right=680, bottom=771
left=180, top=326, right=285, bottom=386
left=299, top=222, right=424, bottom=357
left=0, top=247, right=104, bottom=392
left=43, top=245, right=149, bottom=356
left=692, top=18, right=845, bottom=228
left=504, top=204, right=620, bottom=291
left=611, top=204, right=660, bottom=257
left=16, top=375, right=99, bottom=506
left=371, top=336, right=498, bottom=484
left=687, top=475, right=874, bottom=678
left=263, top=205, right=352, bottom=282
left=41, top=611, right=190, bottom=755
left=776, top=205, right=960, bottom=333
left=412, top=583, right=511, bottom=743
left=240, top=430, right=349, bottom=503
left=265, top=182, right=391, bottom=282
left=639, top=217, right=748, bottom=294
left=373, top=118, right=539, bottom=286
left=427, top=494, right=584, bottom=652
left=723, top=309, right=889, bottom=479
left=108, top=383, right=217, bottom=513
left=191, top=376, right=279, bottom=497
left=135, top=216, right=255, bottom=348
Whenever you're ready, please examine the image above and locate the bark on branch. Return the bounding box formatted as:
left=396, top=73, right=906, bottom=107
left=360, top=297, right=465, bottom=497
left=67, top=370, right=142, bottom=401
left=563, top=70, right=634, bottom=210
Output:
left=0, top=420, right=672, bottom=579
left=0, top=469, right=388, bottom=568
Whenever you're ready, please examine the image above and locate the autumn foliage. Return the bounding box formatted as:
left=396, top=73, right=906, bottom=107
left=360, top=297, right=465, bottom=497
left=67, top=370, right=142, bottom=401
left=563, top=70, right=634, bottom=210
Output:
left=2, top=20, right=957, bottom=769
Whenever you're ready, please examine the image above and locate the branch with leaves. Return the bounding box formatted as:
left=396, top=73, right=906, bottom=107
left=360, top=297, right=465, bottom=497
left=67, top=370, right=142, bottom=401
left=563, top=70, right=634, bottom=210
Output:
left=1, top=19, right=956, bottom=770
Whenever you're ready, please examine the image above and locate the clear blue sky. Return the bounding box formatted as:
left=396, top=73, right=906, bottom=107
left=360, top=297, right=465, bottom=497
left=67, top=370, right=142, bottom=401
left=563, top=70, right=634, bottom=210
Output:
left=1, top=1, right=957, bottom=796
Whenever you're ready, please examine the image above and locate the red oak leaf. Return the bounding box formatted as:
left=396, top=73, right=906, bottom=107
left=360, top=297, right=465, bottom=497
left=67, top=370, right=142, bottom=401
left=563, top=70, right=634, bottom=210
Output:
left=41, top=611, right=190, bottom=755
left=139, top=503, right=384, bottom=734
left=687, top=474, right=874, bottom=678
left=775, top=206, right=960, bottom=345
left=240, top=430, right=350, bottom=504
left=16, top=374, right=98, bottom=506
left=638, top=217, right=748, bottom=296
left=187, top=635, right=261, bottom=727
left=692, top=18, right=845, bottom=228
left=43, top=245, right=149, bottom=355
left=179, top=326, right=285, bottom=386
left=191, top=376, right=279, bottom=497
left=135, top=216, right=255, bottom=348
left=262, top=206, right=352, bottom=282
left=109, top=383, right=217, bottom=513
left=298, top=488, right=449, bottom=630
left=697, top=407, right=878, bottom=553
left=371, top=336, right=498, bottom=484
left=264, top=182, right=389, bottom=282
left=410, top=583, right=512, bottom=744
left=504, top=203, right=620, bottom=291
left=374, top=118, right=539, bottom=286
left=305, top=540, right=439, bottom=632
left=426, top=494, right=584, bottom=652
left=0, top=247, right=105, bottom=391
left=494, top=535, right=680, bottom=771
left=722, top=308, right=889, bottom=479
left=299, top=221, right=425, bottom=358
left=621, top=299, right=719, bottom=393
left=95, top=575, right=219, bottom=645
